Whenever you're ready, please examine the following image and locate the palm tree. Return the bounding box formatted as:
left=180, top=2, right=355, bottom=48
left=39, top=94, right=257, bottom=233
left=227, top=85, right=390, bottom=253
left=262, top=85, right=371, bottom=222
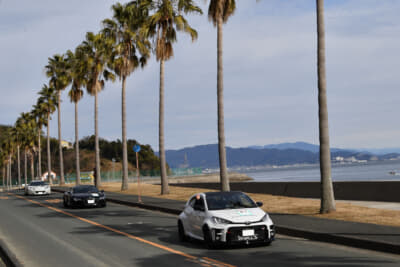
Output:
left=32, top=104, right=47, bottom=179
left=142, top=0, right=202, bottom=194
left=102, top=2, right=150, bottom=191
left=207, top=0, right=235, bottom=192
left=18, top=112, right=38, bottom=185
left=45, top=54, right=71, bottom=185
left=37, top=84, right=58, bottom=185
left=66, top=49, right=85, bottom=185
left=79, top=32, right=115, bottom=188
left=10, top=125, right=21, bottom=186
left=316, top=0, right=335, bottom=213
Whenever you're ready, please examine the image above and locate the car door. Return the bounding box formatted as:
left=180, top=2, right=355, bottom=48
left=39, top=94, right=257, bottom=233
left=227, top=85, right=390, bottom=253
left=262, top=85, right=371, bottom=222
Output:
left=183, top=197, right=196, bottom=236
left=192, top=196, right=206, bottom=238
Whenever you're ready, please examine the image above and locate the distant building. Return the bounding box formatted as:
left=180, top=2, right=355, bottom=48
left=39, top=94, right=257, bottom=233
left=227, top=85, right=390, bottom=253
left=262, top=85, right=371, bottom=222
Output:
left=61, top=140, right=73, bottom=149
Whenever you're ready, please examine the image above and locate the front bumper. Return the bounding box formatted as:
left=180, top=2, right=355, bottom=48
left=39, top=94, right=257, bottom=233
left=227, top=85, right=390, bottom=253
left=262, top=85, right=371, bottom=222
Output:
left=71, top=197, right=106, bottom=207
left=26, top=189, right=51, bottom=195
left=210, top=223, right=275, bottom=244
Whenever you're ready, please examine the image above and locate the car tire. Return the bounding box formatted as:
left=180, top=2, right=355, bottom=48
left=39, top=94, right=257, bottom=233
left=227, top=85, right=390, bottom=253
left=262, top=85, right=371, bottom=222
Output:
left=203, top=226, right=216, bottom=249
left=101, top=202, right=107, bottom=208
left=178, top=220, right=187, bottom=242
left=63, top=198, right=68, bottom=208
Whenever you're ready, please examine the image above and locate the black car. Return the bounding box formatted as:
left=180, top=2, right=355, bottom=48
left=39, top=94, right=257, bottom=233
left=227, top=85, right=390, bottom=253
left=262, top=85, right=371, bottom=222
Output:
left=63, top=185, right=106, bottom=208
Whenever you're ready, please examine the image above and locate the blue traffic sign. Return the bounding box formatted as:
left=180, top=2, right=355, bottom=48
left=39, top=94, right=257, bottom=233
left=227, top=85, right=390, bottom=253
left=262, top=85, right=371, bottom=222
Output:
left=133, top=144, right=141, bottom=153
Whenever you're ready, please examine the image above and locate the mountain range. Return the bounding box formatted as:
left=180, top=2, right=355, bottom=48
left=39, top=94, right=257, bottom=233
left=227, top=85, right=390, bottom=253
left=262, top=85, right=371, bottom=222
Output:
left=164, top=142, right=400, bottom=169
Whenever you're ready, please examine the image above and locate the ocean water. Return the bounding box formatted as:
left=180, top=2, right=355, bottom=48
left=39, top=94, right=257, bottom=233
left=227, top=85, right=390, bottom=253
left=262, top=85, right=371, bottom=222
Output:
left=243, top=160, right=400, bottom=182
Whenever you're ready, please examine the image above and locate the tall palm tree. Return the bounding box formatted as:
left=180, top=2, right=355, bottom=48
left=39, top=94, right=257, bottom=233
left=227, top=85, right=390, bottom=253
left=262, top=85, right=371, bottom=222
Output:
left=10, top=125, right=21, bottom=186
left=32, top=104, right=47, bottom=179
left=102, top=2, right=150, bottom=191
left=18, top=112, right=38, bottom=184
left=37, top=84, right=58, bottom=185
left=66, top=49, right=85, bottom=185
left=207, top=0, right=235, bottom=192
left=79, top=32, right=115, bottom=188
left=142, top=0, right=202, bottom=194
left=45, top=54, right=71, bottom=185
left=316, top=0, right=335, bottom=213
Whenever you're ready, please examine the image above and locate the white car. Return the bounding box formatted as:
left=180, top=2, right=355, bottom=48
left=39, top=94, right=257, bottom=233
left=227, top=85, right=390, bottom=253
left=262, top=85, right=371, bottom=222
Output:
left=178, top=191, right=275, bottom=247
left=25, top=180, right=51, bottom=196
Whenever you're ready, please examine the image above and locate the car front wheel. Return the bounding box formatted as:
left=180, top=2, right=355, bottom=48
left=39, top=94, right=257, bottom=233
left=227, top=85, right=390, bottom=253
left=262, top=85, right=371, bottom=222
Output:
left=203, top=226, right=216, bottom=249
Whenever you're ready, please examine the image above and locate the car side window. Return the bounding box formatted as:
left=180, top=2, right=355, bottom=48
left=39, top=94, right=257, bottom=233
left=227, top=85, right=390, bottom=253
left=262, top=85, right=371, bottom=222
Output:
left=188, top=197, right=197, bottom=209
left=193, top=197, right=205, bottom=212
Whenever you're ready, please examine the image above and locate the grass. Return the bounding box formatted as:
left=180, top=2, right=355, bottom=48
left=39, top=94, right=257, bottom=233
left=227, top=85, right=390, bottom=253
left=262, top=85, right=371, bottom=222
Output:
left=100, top=182, right=400, bottom=228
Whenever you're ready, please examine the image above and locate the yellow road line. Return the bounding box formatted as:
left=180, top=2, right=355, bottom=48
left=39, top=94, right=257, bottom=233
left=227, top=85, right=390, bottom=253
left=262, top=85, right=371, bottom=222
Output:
left=10, top=193, right=236, bottom=267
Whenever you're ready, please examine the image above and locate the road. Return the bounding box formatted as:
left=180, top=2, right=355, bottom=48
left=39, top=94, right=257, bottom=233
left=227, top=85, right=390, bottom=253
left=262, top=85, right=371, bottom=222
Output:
left=0, top=190, right=400, bottom=267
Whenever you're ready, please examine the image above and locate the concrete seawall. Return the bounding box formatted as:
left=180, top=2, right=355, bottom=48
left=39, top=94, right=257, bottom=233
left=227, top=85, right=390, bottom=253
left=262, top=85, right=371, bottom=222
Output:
left=171, top=181, right=400, bottom=202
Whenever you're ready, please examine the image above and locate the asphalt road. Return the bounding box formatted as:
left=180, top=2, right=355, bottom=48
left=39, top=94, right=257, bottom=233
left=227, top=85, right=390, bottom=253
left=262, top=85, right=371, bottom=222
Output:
left=1, top=191, right=400, bottom=267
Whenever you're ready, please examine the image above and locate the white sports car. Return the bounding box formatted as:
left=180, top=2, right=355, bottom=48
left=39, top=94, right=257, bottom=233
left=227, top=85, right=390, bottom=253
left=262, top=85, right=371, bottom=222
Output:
left=25, top=180, right=51, bottom=196
left=178, top=191, right=275, bottom=247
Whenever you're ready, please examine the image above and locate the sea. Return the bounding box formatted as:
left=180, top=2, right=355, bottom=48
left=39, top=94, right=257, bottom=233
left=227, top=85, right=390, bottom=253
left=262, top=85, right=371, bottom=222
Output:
left=241, top=160, right=400, bottom=182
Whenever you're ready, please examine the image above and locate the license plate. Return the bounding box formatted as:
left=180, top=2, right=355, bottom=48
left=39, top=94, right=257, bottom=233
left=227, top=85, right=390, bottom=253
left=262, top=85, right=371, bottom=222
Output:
left=37, top=192, right=43, bottom=194
left=87, top=199, right=95, bottom=204
left=242, top=229, right=254, bottom=236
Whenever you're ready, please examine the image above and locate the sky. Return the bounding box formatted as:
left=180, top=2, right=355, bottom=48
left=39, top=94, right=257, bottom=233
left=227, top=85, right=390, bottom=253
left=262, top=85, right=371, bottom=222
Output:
left=0, top=0, right=399, bottom=151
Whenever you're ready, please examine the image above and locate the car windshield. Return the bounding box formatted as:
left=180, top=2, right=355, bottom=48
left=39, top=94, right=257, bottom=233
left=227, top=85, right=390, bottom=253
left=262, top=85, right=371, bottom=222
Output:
left=205, top=192, right=257, bottom=210
left=73, top=186, right=99, bottom=194
left=30, top=181, right=46, bottom=186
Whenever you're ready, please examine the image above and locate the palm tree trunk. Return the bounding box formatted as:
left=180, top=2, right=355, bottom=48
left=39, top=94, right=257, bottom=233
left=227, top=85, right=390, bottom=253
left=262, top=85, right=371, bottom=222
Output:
left=6, top=159, right=10, bottom=190
left=75, top=101, right=81, bottom=185
left=317, top=0, right=335, bottom=214
left=57, top=90, right=65, bottom=185
left=95, top=89, right=101, bottom=187
left=17, top=145, right=21, bottom=186
left=8, top=155, right=12, bottom=189
left=121, top=75, right=129, bottom=191
left=38, top=128, right=42, bottom=178
left=47, top=112, right=52, bottom=185
left=2, top=166, right=5, bottom=189
left=30, top=152, right=34, bottom=182
left=217, top=17, right=229, bottom=192
left=159, top=59, right=169, bottom=195
left=24, top=150, right=28, bottom=185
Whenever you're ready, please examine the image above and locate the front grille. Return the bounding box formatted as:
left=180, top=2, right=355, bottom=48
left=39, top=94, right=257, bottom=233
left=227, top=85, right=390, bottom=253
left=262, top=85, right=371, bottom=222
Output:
left=226, top=225, right=268, bottom=243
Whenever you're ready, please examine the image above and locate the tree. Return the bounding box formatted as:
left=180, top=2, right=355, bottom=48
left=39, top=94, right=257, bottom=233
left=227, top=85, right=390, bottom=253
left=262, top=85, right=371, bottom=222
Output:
left=10, top=125, right=21, bottom=186
left=45, top=54, right=71, bottom=185
left=37, top=84, right=58, bottom=185
left=32, top=105, right=47, bottom=179
left=79, top=32, right=115, bottom=188
left=142, top=0, right=202, bottom=194
left=66, top=49, right=85, bottom=185
left=102, top=2, right=150, bottom=191
left=207, top=0, right=235, bottom=191
left=316, top=0, right=336, bottom=213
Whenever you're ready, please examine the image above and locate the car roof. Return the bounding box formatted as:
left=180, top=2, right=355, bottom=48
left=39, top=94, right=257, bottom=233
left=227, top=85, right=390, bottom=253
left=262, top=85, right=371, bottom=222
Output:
left=73, top=185, right=96, bottom=189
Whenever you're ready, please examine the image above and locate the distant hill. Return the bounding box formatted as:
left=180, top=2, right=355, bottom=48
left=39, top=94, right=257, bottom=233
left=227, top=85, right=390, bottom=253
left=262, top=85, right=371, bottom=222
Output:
left=164, top=142, right=400, bottom=169
left=249, top=141, right=349, bottom=153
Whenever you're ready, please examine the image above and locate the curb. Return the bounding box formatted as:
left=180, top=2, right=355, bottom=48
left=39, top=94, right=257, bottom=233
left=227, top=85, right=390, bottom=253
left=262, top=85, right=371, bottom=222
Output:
left=51, top=188, right=400, bottom=255
left=0, top=239, right=22, bottom=267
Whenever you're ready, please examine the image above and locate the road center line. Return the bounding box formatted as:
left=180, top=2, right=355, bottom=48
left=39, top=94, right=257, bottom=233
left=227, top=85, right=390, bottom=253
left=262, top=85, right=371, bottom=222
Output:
left=9, top=193, right=236, bottom=267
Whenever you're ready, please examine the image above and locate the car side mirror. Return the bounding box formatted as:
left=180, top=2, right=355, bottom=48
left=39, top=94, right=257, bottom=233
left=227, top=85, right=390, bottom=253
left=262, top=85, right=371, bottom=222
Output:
left=256, top=201, right=263, bottom=207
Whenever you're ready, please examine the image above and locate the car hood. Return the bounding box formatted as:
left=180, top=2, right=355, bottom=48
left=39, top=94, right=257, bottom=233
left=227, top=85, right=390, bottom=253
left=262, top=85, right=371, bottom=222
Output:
left=208, top=208, right=265, bottom=223
left=72, top=192, right=101, bottom=198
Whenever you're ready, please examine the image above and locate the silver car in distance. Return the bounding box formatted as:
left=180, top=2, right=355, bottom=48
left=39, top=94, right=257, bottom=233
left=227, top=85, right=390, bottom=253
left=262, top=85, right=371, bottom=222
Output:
left=25, top=180, right=51, bottom=196
left=178, top=191, right=275, bottom=247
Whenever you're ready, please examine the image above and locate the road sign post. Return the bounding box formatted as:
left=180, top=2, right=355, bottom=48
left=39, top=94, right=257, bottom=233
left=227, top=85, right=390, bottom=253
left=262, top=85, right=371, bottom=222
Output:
left=133, top=145, right=142, bottom=203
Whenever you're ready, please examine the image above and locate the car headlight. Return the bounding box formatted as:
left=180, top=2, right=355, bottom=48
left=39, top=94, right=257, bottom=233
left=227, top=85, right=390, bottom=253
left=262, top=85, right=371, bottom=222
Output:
left=262, top=213, right=271, bottom=222
left=211, top=216, right=232, bottom=225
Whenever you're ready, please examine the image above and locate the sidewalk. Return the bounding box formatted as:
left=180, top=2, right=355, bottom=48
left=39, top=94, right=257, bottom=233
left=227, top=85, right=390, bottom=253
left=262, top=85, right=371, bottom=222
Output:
left=52, top=187, right=400, bottom=255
